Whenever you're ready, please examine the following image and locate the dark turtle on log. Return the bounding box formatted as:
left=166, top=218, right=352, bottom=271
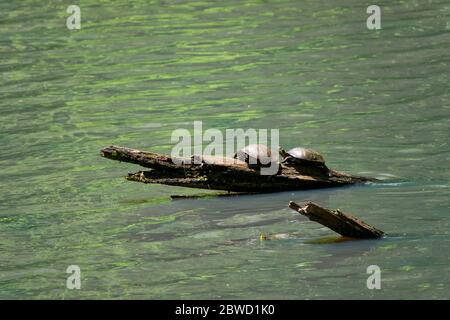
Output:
left=279, top=147, right=329, bottom=175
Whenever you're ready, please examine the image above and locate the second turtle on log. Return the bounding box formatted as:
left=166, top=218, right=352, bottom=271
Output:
left=279, top=147, right=330, bottom=176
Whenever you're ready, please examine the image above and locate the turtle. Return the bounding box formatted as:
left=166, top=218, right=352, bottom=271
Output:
left=233, top=144, right=273, bottom=167
left=233, top=144, right=282, bottom=174
left=279, top=147, right=329, bottom=174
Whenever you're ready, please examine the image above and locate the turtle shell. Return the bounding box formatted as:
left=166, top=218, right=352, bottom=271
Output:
left=286, top=147, right=325, bottom=164
left=234, top=144, right=272, bottom=165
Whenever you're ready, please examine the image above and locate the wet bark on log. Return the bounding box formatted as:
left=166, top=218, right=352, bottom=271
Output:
left=288, top=201, right=384, bottom=239
left=100, top=145, right=377, bottom=193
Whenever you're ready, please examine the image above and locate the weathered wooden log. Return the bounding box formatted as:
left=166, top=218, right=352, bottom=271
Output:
left=100, top=145, right=377, bottom=193
left=288, top=201, right=384, bottom=239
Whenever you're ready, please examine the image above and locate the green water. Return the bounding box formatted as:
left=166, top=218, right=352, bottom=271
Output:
left=1, top=0, right=449, bottom=299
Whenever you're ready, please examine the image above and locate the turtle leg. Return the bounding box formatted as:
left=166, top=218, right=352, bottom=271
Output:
left=314, top=164, right=331, bottom=176
left=247, top=155, right=260, bottom=170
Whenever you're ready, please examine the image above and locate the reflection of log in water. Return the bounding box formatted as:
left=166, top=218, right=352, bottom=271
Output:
left=170, top=192, right=257, bottom=200
left=289, top=201, right=384, bottom=239
left=100, top=145, right=377, bottom=193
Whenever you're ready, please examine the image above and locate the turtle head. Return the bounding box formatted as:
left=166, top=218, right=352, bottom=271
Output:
left=278, top=147, right=289, bottom=158
left=310, top=151, right=325, bottom=163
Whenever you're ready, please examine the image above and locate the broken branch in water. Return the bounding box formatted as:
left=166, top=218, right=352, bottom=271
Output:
left=288, top=201, right=384, bottom=239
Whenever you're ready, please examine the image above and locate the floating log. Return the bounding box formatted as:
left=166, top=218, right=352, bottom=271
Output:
left=100, top=145, right=377, bottom=193
left=288, top=201, right=384, bottom=239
